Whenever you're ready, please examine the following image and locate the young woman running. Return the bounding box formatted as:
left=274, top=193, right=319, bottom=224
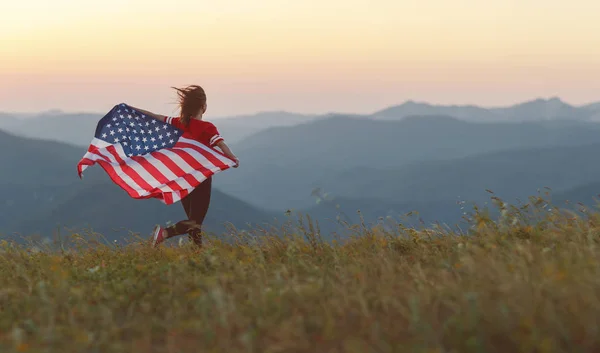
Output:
left=130, top=85, right=239, bottom=248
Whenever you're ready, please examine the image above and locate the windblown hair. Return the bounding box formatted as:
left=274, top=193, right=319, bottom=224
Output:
left=171, top=85, right=207, bottom=126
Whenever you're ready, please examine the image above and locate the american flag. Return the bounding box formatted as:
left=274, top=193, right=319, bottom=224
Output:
left=77, top=103, right=236, bottom=205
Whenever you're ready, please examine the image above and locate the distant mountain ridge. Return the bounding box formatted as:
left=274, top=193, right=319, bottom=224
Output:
left=217, top=114, right=600, bottom=210
left=4, top=96, right=600, bottom=240
left=372, top=97, right=600, bottom=122
left=2, top=97, right=600, bottom=148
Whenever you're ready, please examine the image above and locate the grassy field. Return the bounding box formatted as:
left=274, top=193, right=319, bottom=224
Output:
left=1, top=195, right=600, bottom=352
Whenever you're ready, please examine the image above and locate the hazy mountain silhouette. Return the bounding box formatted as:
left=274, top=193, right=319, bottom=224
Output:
left=0, top=113, right=20, bottom=129
left=0, top=110, right=317, bottom=147
left=5, top=97, right=600, bottom=240
left=491, top=97, right=590, bottom=122
left=216, top=115, right=600, bottom=210
left=372, top=101, right=500, bottom=121
left=582, top=102, right=600, bottom=121
left=3, top=97, right=600, bottom=149
left=371, top=97, right=598, bottom=122
left=7, top=179, right=275, bottom=243
left=0, top=112, right=102, bottom=147
left=584, top=102, right=600, bottom=111
left=214, top=111, right=317, bottom=144
left=0, top=129, right=274, bottom=241
left=0, top=129, right=95, bottom=185
left=316, top=142, right=600, bottom=207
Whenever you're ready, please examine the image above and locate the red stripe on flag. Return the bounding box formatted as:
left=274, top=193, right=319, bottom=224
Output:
left=151, top=151, right=201, bottom=188
left=93, top=159, right=142, bottom=199
left=163, top=192, right=174, bottom=204
left=77, top=157, right=96, bottom=176
left=130, top=154, right=175, bottom=188
left=179, top=189, right=189, bottom=199
left=167, top=148, right=214, bottom=178
left=87, top=147, right=144, bottom=198
left=105, top=146, right=155, bottom=196
left=176, top=141, right=231, bottom=170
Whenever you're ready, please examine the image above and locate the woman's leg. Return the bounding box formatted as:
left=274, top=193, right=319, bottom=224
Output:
left=187, top=177, right=212, bottom=247
left=163, top=177, right=212, bottom=247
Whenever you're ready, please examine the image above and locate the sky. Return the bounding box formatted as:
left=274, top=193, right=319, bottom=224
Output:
left=1, top=0, right=600, bottom=117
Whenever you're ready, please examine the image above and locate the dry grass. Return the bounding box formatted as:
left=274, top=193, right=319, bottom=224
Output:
left=1, top=196, right=600, bottom=352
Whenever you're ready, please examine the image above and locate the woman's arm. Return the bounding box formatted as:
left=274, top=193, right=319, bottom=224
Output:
left=129, top=105, right=167, bottom=122
left=215, top=141, right=239, bottom=168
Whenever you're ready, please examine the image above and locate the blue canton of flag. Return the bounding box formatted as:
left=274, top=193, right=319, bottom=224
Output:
left=95, top=103, right=183, bottom=157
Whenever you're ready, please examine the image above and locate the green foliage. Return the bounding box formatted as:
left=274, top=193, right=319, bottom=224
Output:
left=1, top=199, right=600, bottom=352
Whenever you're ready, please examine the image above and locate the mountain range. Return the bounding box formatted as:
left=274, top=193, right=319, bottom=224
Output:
left=0, top=130, right=276, bottom=243
left=3, top=96, right=600, bottom=243
left=216, top=114, right=600, bottom=210
left=372, top=97, right=600, bottom=122
left=2, top=97, right=600, bottom=147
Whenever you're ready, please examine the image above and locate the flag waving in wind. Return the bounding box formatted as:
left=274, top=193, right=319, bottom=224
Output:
left=77, top=103, right=236, bottom=205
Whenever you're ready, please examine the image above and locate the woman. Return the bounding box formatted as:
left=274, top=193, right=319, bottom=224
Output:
left=130, top=85, right=239, bottom=248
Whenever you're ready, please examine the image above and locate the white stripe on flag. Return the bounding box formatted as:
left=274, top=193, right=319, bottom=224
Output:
left=153, top=149, right=208, bottom=185
left=140, top=152, right=193, bottom=190
left=96, top=144, right=147, bottom=198
left=178, top=137, right=236, bottom=166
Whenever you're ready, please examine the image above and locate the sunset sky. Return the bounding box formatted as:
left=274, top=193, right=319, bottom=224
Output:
left=1, top=0, right=600, bottom=117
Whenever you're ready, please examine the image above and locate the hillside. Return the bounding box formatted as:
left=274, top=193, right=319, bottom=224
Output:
left=299, top=195, right=464, bottom=235
left=583, top=102, right=600, bottom=111
left=0, top=113, right=20, bottom=129
left=0, top=129, right=98, bottom=185
left=317, top=143, right=600, bottom=206
left=0, top=129, right=274, bottom=241
left=5, top=101, right=600, bottom=240
left=215, top=111, right=318, bottom=143
left=0, top=112, right=102, bottom=146
left=216, top=115, right=600, bottom=210
left=8, top=180, right=275, bottom=242
left=3, top=204, right=600, bottom=352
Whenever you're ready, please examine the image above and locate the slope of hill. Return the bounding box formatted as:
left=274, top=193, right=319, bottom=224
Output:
left=0, top=129, right=93, bottom=185
left=0, top=129, right=274, bottom=241
left=212, top=111, right=318, bottom=143
left=216, top=115, right=600, bottom=210
left=0, top=112, right=102, bottom=146
left=317, top=143, right=600, bottom=206
left=7, top=180, right=275, bottom=242
left=583, top=102, right=600, bottom=111
left=583, top=102, right=600, bottom=122
left=298, top=196, right=465, bottom=236
left=0, top=113, right=20, bottom=129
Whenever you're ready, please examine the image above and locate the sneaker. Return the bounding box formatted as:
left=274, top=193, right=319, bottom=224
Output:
left=152, top=225, right=166, bottom=248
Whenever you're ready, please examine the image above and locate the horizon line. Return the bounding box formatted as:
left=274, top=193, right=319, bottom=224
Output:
left=2, top=95, right=598, bottom=118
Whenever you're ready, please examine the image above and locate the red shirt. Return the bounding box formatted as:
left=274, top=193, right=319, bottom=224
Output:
left=165, top=116, right=224, bottom=147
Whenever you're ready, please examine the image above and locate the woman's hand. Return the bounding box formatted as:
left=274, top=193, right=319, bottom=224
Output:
left=215, top=141, right=239, bottom=168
